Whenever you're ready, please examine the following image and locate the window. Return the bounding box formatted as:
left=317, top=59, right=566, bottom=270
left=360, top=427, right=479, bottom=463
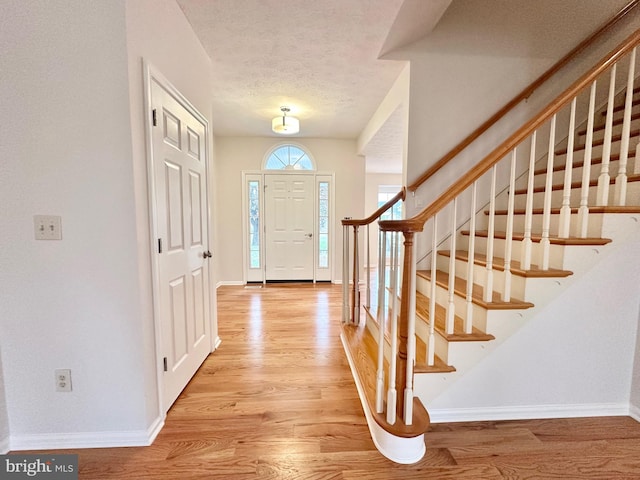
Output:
left=264, top=144, right=315, bottom=170
left=318, top=181, right=330, bottom=268
left=378, top=185, right=402, bottom=221
left=248, top=180, right=261, bottom=269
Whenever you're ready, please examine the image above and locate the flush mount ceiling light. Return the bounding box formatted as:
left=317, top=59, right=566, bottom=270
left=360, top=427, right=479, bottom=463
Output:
left=272, top=106, right=300, bottom=135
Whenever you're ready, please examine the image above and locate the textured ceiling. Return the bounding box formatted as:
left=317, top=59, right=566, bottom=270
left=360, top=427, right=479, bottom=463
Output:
left=176, top=0, right=409, bottom=142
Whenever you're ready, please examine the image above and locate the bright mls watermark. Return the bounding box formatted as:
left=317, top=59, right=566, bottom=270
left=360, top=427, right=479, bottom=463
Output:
left=0, top=455, right=78, bottom=479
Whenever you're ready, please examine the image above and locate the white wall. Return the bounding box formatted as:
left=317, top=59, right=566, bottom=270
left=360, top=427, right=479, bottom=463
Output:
left=631, top=309, right=640, bottom=420
left=215, top=138, right=365, bottom=284
left=0, top=0, right=150, bottom=446
left=0, top=0, right=216, bottom=449
left=125, top=0, right=218, bottom=422
left=0, top=349, right=9, bottom=454
left=427, top=236, right=640, bottom=419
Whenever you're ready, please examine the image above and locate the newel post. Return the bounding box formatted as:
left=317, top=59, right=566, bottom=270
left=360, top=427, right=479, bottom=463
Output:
left=395, top=230, right=414, bottom=420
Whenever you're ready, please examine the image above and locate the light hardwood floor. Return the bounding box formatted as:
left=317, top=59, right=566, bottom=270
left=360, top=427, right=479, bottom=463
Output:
left=24, top=283, right=640, bottom=478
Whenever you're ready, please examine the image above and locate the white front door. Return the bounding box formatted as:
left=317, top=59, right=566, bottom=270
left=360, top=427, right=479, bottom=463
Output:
left=265, top=174, right=315, bottom=281
left=150, top=76, right=212, bottom=410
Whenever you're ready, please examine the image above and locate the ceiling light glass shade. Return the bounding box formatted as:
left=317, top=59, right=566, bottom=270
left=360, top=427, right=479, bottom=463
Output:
left=272, top=107, right=300, bottom=134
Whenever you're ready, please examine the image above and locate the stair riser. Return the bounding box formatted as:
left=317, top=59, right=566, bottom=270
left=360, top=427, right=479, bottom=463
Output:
left=436, top=254, right=528, bottom=301
left=511, top=182, right=640, bottom=210
left=488, top=212, right=606, bottom=238
left=576, top=115, right=640, bottom=143
left=415, top=316, right=452, bottom=363
left=458, top=234, right=569, bottom=270
left=530, top=159, right=633, bottom=191
left=415, top=274, right=489, bottom=332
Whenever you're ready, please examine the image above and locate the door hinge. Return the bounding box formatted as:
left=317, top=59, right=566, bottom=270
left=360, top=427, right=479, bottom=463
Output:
left=152, top=109, right=158, bottom=127
left=158, top=238, right=163, bottom=253
left=163, top=357, right=168, bottom=372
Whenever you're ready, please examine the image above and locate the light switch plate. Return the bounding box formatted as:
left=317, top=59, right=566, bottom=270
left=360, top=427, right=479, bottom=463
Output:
left=34, top=215, right=62, bottom=240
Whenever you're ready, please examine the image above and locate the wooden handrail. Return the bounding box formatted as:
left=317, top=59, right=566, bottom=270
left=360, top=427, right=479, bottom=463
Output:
left=342, top=187, right=406, bottom=226
left=406, top=0, right=640, bottom=193
left=381, top=27, right=640, bottom=234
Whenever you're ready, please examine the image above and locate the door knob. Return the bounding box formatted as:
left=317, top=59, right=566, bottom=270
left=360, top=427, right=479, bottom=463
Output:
left=203, top=250, right=212, bottom=258
left=305, top=233, right=313, bottom=238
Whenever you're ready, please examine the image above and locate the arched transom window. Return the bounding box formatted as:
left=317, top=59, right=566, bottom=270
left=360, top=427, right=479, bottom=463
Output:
left=264, top=144, right=315, bottom=170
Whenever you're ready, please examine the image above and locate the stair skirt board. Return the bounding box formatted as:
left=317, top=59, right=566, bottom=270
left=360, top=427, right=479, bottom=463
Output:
left=8, top=415, right=164, bottom=451
left=428, top=402, right=634, bottom=424
left=340, top=333, right=426, bottom=464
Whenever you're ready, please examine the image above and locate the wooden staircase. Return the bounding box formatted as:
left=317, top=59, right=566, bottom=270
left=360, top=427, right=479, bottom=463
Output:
left=341, top=22, right=640, bottom=465
left=407, top=80, right=640, bottom=381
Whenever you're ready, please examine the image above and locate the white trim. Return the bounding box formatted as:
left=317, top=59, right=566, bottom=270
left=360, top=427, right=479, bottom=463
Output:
left=143, top=61, right=213, bottom=416
left=630, top=403, right=640, bottom=422
left=340, top=333, right=426, bottom=464
left=216, top=281, right=245, bottom=288
left=428, top=402, right=631, bottom=423
left=262, top=142, right=317, bottom=171
left=9, top=416, right=164, bottom=451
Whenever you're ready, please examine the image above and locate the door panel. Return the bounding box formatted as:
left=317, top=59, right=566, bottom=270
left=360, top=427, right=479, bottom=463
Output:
left=151, top=78, right=211, bottom=410
left=265, top=174, right=314, bottom=281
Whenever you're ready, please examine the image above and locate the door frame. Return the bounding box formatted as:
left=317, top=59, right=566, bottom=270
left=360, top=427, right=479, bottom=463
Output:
left=143, top=62, right=218, bottom=416
left=241, top=170, right=335, bottom=284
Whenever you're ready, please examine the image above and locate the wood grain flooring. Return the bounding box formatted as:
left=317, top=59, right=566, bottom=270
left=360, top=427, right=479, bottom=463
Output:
left=19, top=283, right=640, bottom=478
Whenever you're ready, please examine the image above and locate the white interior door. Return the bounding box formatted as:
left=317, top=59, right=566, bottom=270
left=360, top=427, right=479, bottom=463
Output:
left=150, top=76, right=212, bottom=410
left=265, top=174, right=315, bottom=280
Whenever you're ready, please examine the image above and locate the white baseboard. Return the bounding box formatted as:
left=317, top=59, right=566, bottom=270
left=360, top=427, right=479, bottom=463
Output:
left=429, top=402, right=630, bottom=423
left=0, top=435, right=9, bottom=454
left=216, top=280, right=244, bottom=288
left=9, top=415, right=164, bottom=451
left=630, top=403, right=640, bottom=422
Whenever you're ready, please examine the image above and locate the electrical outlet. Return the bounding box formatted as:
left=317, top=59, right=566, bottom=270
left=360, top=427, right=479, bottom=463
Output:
left=55, top=369, right=72, bottom=392
left=34, top=215, right=62, bottom=240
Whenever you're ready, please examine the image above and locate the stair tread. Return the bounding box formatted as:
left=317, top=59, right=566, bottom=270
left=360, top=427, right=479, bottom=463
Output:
left=463, top=230, right=612, bottom=245
left=414, top=290, right=495, bottom=341
left=534, top=153, right=619, bottom=176
left=416, top=269, right=534, bottom=310
left=490, top=206, right=640, bottom=215
left=341, top=323, right=431, bottom=436
left=414, top=336, right=456, bottom=373
left=577, top=111, right=640, bottom=135
left=513, top=174, right=640, bottom=195
left=555, top=130, right=640, bottom=155
left=364, top=305, right=456, bottom=373
left=439, top=250, right=573, bottom=278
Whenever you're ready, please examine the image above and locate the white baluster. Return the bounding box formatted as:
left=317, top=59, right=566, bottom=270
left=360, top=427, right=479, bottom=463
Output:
left=465, top=182, right=477, bottom=334
left=375, top=231, right=386, bottom=413
left=377, top=230, right=386, bottom=319
left=352, top=226, right=360, bottom=324
left=404, top=239, right=417, bottom=426
left=504, top=149, right=517, bottom=302
left=559, top=98, right=577, bottom=238
left=386, top=233, right=399, bottom=425
left=597, top=65, right=617, bottom=206
left=484, top=166, right=497, bottom=303
left=521, top=131, right=537, bottom=270
left=634, top=141, right=640, bottom=175
left=578, top=81, right=597, bottom=238
left=366, top=224, right=371, bottom=309
left=540, top=114, right=556, bottom=270
left=342, top=223, right=350, bottom=323
left=427, top=215, right=438, bottom=366
left=446, top=199, right=457, bottom=334
left=615, top=47, right=637, bottom=206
